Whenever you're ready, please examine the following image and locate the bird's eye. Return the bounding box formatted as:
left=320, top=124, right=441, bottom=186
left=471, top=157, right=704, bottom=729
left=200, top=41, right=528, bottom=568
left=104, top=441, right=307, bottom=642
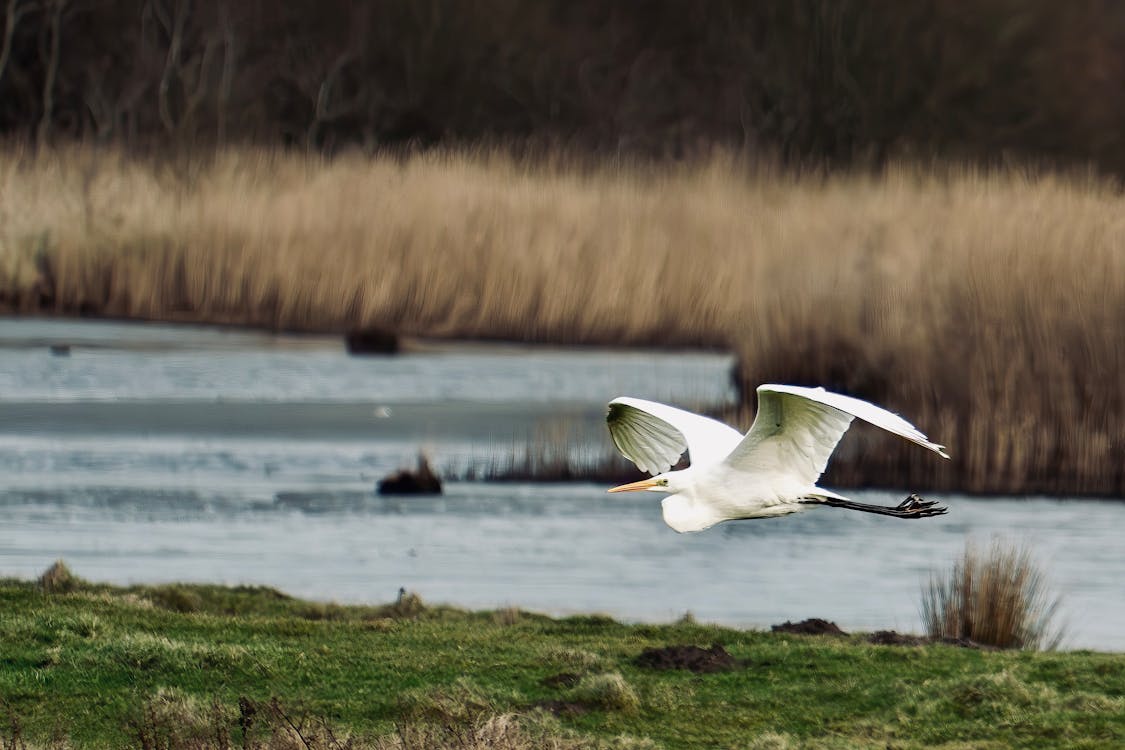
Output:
left=660, top=478, right=669, bottom=486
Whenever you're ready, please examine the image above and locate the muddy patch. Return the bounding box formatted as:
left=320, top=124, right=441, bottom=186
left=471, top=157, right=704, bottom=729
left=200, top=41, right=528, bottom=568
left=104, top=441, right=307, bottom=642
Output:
left=866, top=631, right=997, bottom=649
left=936, top=636, right=998, bottom=650
left=868, top=630, right=927, bottom=646
left=771, top=618, right=847, bottom=636
left=633, top=644, right=741, bottom=673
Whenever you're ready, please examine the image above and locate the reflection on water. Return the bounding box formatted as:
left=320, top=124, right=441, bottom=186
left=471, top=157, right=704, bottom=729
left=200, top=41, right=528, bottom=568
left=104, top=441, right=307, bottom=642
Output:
left=0, top=318, right=1122, bottom=650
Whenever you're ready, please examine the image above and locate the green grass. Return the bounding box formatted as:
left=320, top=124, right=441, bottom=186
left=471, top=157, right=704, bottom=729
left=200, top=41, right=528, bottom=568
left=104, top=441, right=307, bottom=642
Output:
left=1, top=576, right=1122, bottom=749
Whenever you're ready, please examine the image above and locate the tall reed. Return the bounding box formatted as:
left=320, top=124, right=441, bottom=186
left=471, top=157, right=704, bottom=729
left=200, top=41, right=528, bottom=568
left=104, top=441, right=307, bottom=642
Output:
left=921, top=540, right=1063, bottom=650
left=2, top=145, right=1123, bottom=494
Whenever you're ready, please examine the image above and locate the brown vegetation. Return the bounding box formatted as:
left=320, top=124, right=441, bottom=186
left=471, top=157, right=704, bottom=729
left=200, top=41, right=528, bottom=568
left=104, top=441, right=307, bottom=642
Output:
left=922, top=540, right=1064, bottom=650
left=37, top=559, right=83, bottom=593
left=126, top=692, right=579, bottom=750
left=1, top=2, right=1124, bottom=172
left=3, top=146, right=1124, bottom=496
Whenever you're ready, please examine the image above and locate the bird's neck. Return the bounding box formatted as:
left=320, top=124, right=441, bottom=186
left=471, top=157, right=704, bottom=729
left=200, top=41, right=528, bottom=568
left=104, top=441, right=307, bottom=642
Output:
left=660, top=495, right=719, bottom=533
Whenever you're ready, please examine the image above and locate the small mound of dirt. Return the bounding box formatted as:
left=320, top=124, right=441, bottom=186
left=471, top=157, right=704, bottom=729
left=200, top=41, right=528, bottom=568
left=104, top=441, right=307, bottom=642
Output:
left=541, top=672, right=581, bottom=689
left=771, top=618, right=847, bottom=636
left=634, top=644, right=739, bottom=673
left=868, top=630, right=926, bottom=646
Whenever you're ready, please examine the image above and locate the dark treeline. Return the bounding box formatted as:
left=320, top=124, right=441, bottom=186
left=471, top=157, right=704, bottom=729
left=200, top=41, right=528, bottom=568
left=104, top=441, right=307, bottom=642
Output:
left=1, top=0, right=1124, bottom=168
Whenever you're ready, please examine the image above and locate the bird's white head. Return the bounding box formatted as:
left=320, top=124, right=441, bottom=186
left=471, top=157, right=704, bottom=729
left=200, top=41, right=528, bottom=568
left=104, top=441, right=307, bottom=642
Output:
left=607, top=470, right=715, bottom=533
left=606, top=470, right=687, bottom=495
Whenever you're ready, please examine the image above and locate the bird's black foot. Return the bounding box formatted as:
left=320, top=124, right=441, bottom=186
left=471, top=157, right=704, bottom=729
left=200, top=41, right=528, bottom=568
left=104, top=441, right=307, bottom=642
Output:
left=804, top=492, right=949, bottom=519
left=892, top=493, right=948, bottom=518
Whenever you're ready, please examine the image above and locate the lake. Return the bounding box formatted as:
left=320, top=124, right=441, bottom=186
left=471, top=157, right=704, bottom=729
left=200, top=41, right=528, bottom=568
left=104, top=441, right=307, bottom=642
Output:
left=0, top=318, right=1121, bottom=650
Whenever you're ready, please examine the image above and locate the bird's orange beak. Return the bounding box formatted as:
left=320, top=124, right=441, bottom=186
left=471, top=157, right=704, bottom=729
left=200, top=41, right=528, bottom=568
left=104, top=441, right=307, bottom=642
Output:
left=607, top=478, right=660, bottom=493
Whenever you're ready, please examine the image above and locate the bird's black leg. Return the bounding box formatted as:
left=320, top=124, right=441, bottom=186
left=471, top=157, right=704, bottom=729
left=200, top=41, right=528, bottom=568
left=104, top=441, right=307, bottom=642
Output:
left=801, top=493, right=948, bottom=519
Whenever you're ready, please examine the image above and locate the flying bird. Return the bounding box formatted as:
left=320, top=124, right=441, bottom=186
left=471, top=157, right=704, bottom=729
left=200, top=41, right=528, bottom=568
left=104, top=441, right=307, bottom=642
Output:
left=606, top=384, right=950, bottom=532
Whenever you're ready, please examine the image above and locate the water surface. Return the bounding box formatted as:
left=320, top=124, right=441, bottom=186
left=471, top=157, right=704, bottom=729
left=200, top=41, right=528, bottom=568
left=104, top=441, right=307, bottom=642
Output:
left=1, top=318, right=1120, bottom=650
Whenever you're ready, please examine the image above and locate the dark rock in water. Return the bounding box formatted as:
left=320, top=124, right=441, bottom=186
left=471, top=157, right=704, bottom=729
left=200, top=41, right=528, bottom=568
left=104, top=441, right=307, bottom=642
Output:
left=345, top=328, right=398, bottom=355
left=771, top=618, right=847, bottom=636
left=49, top=344, right=71, bottom=356
left=634, top=643, right=741, bottom=673
left=377, top=454, right=442, bottom=495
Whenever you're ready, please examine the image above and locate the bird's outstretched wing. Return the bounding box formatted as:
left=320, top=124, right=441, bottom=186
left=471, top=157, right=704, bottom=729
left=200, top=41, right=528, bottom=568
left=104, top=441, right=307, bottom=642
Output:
left=723, top=384, right=949, bottom=484
left=606, top=397, right=743, bottom=475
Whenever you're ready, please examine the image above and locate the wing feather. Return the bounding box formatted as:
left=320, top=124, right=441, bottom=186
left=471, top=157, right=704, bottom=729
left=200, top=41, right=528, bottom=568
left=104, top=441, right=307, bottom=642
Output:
left=606, top=397, right=743, bottom=475
left=724, top=384, right=949, bottom=484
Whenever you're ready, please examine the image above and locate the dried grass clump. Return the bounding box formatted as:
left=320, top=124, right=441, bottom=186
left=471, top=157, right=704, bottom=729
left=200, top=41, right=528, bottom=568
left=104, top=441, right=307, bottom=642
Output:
left=37, top=560, right=84, bottom=594
left=384, top=589, right=426, bottom=620
left=377, top=714, right=581, bottom=750
left=492, top=607, right=523, bottom=626
left=397, top=680, right=500, bottom=726
left=742, top=734, right=794, bottom=750
left=128, top=694, right=405, bottom=750
left=565, top=673, right=641, bottom=715
left=130, top=695, right=587, bottom=750
left=921, top=540, right=1064, bottom=650
left=544, top=647, right=606, bottom=673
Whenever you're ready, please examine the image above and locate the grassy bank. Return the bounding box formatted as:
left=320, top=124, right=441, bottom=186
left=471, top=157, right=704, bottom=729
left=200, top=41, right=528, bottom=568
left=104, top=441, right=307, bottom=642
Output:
left=2, top=574, right=1123, bottom=749
left=2, top=146, right=1124, bottom=496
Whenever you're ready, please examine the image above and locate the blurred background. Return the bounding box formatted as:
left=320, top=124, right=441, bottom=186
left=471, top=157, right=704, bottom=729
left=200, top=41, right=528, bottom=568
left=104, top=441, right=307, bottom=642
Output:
left=0, top=0, right=1123, bottom=169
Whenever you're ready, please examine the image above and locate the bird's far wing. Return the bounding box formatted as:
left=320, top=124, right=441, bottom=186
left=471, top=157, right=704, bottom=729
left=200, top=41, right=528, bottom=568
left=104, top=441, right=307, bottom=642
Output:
left=606, top=397, right=743, bottom=476
left=724, top=384, right=949, bottom=485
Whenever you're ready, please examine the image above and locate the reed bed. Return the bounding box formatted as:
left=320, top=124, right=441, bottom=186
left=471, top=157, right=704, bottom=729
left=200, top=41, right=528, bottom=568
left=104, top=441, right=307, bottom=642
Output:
left=1, top=145, right=1123, bottom=495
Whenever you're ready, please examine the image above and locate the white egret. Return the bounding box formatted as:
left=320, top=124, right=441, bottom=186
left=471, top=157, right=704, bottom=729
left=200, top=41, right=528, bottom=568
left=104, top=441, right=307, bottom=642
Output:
left=606, top=384, right=950, bottom=532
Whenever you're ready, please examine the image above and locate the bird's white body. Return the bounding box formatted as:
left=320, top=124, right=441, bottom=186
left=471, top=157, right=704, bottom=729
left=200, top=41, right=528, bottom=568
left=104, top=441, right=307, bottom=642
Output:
left=606, top=385, right=950, bottom=532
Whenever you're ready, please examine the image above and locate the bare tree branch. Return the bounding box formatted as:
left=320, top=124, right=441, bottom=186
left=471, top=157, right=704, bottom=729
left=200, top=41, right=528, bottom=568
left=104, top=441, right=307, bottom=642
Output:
left=156, top=0, right=189, bottom=135
left=306, top=50, right=364, bottom=151
left=0, top=0, right=33, bottom=87
left=180, top=29, right=219, bottom=135
left=216, top=0, right=236, bottom=146
left=36, top=0, right=65, bottom=148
